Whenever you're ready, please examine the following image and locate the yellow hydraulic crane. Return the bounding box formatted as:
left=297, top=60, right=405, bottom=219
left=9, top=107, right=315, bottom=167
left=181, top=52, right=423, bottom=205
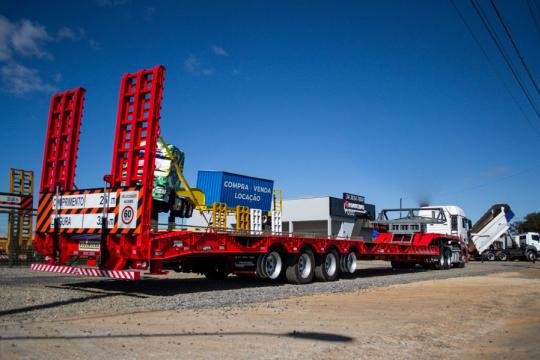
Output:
left=158, top=135, right=209, bottom=225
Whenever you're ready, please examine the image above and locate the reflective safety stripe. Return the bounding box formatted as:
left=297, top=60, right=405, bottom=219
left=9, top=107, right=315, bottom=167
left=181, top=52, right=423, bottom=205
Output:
left=30, top=263, right=140, bottom=280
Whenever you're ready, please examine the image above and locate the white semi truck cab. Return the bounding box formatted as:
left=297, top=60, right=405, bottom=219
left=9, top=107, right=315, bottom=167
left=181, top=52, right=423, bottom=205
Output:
left=419, top=205, right=471, bottom=243
left=515, top=233, right=540, bottom=260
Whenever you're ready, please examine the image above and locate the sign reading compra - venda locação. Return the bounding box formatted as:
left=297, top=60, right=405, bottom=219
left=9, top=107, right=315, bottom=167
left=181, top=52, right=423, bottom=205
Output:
left=196, top=171, right=274, bottom=211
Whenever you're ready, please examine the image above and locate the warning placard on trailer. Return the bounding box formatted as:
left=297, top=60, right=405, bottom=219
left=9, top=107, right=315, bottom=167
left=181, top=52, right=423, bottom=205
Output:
left=36, top=187, right=141, bottom=235
left=117, top=191, right=138, bottom=229
left=0, top=192, right=33, bottom=210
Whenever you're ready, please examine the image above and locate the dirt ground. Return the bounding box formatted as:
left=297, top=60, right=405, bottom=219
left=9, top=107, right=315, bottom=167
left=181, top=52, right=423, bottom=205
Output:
left=2, top=265, right=540, bottom=359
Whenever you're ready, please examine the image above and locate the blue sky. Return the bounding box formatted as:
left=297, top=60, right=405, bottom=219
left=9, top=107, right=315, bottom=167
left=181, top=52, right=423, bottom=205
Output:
left=0, top=0, right=539, bottom=222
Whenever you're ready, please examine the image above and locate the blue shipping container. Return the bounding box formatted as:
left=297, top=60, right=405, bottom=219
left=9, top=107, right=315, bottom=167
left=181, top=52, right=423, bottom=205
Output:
left=196, top=171, right=274, bottom=211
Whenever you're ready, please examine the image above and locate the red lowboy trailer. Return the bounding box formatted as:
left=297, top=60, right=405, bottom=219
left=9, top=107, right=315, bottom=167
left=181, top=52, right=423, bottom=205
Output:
left=31, top=65, right=468, bottom=284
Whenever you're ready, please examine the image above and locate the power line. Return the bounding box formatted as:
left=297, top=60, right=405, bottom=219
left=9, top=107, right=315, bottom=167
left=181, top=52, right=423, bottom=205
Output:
left=490, top=0, right=540, bottom=96
left=449, top=0, right=540, bottom=136
left=469, top=0, right=540, bottom=125
left=436, top=164, right=540, bottom=197
left=526, top=0, right=540, bottom=36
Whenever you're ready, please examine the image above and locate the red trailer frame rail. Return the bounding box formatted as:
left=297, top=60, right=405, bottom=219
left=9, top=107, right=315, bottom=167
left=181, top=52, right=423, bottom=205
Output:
left=31, top=65, right=468, bottom=283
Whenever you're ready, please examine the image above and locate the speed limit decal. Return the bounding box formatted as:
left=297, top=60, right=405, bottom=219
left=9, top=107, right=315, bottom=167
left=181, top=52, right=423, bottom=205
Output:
left=36, top=187, right=141, bottom=235
left=121, top=206, right=134, bottom=225
left=117, top=190, right=138, bottom=230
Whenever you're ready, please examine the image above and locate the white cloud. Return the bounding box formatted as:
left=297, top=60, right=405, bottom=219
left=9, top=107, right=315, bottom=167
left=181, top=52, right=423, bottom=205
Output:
left=96, top=0, right=129, bottom=7
left=145, top=6, right=156, bottom=20
left=184, top=55, right=199, bottom=72
left=0, top=15, right=96, bottom=95
left=0, top=15, right=53, bottom=60
left=211, top=45, right=229, bottom=57
left=0, top=16, right=96, bottom=96
left=201, top=68, right=215, bottom=75
left=11, top=19, right=52, bottom=59
left=0, top=16, right=15, bottom=60
left=184, top=55, right=214, bottom=76
left=57, top=27, right=75, bottom=40
left=56, top=27, right=87, bottom=42
left=1, top=63, right=57, bottom=95
left=57, top=27, right=76, bottom=40
left=89, top=38, right=100, bottom=50
left=481, top=166, right=512, bottom=178
left=0, top=16, right=57, bottom=95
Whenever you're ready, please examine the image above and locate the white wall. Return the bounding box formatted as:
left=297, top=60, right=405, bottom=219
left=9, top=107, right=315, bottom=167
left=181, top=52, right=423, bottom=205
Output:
left=187, top=210, right=237, bottom=229
left=291, top=220, right=328, bottom=236
left=282, top=197, right=330, bottom=221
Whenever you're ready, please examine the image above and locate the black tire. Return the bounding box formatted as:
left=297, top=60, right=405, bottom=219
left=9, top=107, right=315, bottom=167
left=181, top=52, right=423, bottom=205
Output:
left=496, top=252, right=508, bottom=261
left=256, top=254, right=268, bottom=279
left=286, top=249, right=315, bottom=284
left=526, top=251, right=537, bottom=262
left=485, top=251, right=496, bottom=261
left=340, top=252, right=358, bottom=274
left=443, top=249, right=452, bottom=270
left=261, top=251, right=283, bottom=280
left=315, top=250, right=339, bottom=282
left=433, top=249, right=445, bottom=270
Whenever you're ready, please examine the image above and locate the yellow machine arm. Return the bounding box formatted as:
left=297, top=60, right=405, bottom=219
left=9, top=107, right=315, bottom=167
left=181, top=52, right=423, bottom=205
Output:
left=158, top=135, right=209, bottom=225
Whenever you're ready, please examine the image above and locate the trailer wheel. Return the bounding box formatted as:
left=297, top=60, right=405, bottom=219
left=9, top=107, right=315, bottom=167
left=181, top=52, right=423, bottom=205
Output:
left=496, top=252, right=508, bottom=261
left=262, top=251, right=283, bottom=280
left=485, top=251, right=496, bottom=261
left=526, top=251, right=537, bottom=262
left=286, top=249, right=315, bottom=284
left=256, top=254, right=268, bottom=279
left=340, top=252, right=357, bottom=274
left=432, top=250, right=445, bottom=270
left=443, top=249, right=452, bottom=270
left=315, top=250, right=339, bottom=282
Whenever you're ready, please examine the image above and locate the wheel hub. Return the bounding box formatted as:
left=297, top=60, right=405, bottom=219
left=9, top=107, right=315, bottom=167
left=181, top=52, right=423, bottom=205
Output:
left=298, top=253, right=311, bottom=278
left=324, top=254, right=337, bottom=275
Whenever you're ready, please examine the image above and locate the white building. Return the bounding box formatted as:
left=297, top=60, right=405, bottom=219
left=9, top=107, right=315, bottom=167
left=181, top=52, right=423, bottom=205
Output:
left=281, top=196, right=375, bottom=240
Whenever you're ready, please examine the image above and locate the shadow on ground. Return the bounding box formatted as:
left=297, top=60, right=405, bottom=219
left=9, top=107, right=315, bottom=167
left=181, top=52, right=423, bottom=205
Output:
left=67, top=265, right=417, bottom=296
left=1, top=330, right=354, bottom=343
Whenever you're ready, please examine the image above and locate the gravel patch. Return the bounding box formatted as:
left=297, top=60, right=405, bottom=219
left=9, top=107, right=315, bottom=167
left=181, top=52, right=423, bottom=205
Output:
left=0, top=261, right=534, bottom=323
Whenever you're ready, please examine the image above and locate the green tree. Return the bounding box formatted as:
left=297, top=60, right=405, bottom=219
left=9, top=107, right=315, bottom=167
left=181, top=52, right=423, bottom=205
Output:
left=517, top=212, right=540, bottom=233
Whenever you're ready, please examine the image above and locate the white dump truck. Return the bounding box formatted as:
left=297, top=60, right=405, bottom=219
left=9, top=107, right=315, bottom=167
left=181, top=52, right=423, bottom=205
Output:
left=469, top=204, right=539, bottom=261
